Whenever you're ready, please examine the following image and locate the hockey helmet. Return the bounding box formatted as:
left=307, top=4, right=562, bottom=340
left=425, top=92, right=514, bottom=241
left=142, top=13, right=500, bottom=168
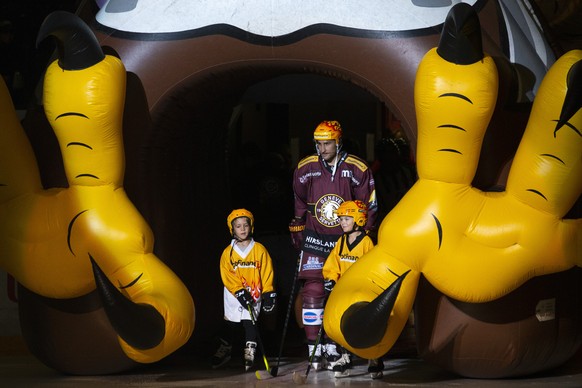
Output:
left=313, top=120, right=342, bottom=144
left=227, top=208, right=254, bottom=235
left=336, top=200, right=368, bottom=227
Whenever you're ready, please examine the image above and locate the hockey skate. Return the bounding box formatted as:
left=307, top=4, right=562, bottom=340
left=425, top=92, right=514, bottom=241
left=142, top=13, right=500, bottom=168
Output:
left=368, top=358, right=384, bottom=379
left=333, top=350, right=352, bottom=378
left=307, top=342, right=324, bottom=371
left=210, top=338, right=232, bottom=369
left=244, top=341, right=257, bottom=371
left=324, top=342, right=341, bottom=371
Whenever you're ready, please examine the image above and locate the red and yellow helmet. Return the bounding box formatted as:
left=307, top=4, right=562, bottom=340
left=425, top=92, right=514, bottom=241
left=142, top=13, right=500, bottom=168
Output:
left=313, top=120, right=342, bottom=144
left=227, top=208, right=254, bottom=235
left=336, top=200, right=368, bottom=227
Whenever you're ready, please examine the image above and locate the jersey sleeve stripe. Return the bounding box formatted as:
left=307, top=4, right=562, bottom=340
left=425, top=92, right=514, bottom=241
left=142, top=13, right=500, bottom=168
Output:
left=344, top=156, right=368, bottom=172
left=297, top=155, right=318, bottom=169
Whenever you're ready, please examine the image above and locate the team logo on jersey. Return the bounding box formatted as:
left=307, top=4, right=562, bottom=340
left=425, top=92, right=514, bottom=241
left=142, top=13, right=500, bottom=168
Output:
left=315, top=194, right=343, bottom=227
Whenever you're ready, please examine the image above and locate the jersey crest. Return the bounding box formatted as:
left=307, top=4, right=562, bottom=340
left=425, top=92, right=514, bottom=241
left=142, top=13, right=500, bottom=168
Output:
left=315, top=194, right=344, bottom=227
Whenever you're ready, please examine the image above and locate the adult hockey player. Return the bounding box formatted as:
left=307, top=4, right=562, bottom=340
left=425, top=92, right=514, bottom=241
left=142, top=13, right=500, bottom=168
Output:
left=289, top=120, right=377, bottom=371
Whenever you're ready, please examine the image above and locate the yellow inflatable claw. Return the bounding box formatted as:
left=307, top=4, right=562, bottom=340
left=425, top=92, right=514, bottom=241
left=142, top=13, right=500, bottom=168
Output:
left=324, top=4, right=581, bottom=361
left=0, top=11, right=194, bottom=366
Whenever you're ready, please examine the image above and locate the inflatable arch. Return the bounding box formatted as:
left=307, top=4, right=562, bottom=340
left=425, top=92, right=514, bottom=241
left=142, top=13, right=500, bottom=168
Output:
left=78, top=0, right=558, bottom=344
left=4, top=0, right=579, bottom=377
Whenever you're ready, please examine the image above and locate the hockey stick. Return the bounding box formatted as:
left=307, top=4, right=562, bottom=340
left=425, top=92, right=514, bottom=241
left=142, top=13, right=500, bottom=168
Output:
left=292, top=322, right=324, bottom=385
left=247, top=304, right=274, bottom=380
left=270, top=254, right=302, bottom=377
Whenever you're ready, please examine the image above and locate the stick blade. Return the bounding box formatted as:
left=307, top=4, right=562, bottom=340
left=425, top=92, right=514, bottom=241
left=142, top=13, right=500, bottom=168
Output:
left=270, top=366, right=278, bottom=377
left=255, top=370, right=274, bottom=380
left=292, top=371, right=307, bottom=385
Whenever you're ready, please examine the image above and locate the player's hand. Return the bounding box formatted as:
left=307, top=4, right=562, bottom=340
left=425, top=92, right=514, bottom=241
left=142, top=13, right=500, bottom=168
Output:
left=261, top=292, right=277, bottom=313
left=324, top=279, right=336, bottom=295
left=235, top=289, right=253, bottom=308
left=289, top=217, right=305, bottom=250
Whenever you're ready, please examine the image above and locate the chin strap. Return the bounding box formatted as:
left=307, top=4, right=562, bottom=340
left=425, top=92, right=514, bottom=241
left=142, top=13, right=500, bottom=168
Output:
left=331, top=152, right=338, bottom=182
left=318, top=144, right=343, bottom=181
left=330, top=145, right=339, bottom=181
left=338, top=234, right=346, bottom=256
left=228, top=237, right=244, bottom=263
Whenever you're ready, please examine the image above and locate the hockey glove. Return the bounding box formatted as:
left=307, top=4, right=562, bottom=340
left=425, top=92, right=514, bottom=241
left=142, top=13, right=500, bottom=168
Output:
left=289, top=217, right=305, bottom=250
left=324, top=279, right=336, bottom=295
left=234, top=289, right=253, bottom=308
left=261, top=292, right=277, bottom=313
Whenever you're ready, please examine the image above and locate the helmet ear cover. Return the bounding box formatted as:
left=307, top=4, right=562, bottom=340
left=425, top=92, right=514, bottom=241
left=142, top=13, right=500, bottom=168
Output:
left=335, top=200, right=368, bottom=227
left=227, top=209, right=254, bottom=235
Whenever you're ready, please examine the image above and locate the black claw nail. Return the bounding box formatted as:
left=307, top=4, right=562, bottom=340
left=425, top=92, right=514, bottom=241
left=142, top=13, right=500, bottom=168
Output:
left=436, top=3, right=484, bottom=65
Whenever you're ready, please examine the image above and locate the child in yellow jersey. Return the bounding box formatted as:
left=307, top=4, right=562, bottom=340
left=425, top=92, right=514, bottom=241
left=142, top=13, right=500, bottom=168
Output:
left=322, top=200, right=383, bottom=379
left=211, top=209, right=276, bottom=371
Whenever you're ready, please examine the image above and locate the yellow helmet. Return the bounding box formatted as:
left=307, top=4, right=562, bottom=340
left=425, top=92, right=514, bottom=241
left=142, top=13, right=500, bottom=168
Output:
left=227, top=209, right=254, bottom=235
left=336, top=200, right=368, bottom=227
left=313, top=120, right=342, bottom=144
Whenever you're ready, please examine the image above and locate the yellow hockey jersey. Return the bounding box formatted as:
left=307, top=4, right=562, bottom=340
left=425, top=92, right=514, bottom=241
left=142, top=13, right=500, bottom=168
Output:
left=322, top=233, right=374, bottom=282
left=220, top=239, right=275, bottom=302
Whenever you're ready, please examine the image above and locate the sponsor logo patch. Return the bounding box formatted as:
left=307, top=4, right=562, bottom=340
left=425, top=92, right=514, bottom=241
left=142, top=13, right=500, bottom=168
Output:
left=302, top=255, right=323, bottom=271
left=302, top=308, right=324, bottom=325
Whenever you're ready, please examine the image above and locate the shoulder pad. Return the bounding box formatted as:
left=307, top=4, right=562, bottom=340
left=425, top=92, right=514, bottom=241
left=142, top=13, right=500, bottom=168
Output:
left=297, top=155, right=319, bottom=169
left=344, top=155, right=368, bottom=172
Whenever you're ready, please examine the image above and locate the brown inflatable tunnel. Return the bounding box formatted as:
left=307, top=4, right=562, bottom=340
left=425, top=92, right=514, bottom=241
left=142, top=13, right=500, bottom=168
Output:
left=17, top=285, right=138, bottom=375
left=415, top=267, right=582, bottom=378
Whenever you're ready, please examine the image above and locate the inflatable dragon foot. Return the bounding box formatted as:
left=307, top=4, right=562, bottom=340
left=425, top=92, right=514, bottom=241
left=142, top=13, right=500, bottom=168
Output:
left=324, top=3, right=581, bottom=378
left=0, top=11, right=195, bottom=374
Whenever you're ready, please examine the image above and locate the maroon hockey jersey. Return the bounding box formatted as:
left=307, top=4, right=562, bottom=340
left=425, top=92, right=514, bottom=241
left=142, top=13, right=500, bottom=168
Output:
left=293, top=151, right=377, bottom=279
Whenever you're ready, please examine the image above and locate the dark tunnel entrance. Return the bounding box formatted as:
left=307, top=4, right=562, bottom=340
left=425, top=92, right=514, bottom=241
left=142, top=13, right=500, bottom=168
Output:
left=139, top=64, right=415, bottom=354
